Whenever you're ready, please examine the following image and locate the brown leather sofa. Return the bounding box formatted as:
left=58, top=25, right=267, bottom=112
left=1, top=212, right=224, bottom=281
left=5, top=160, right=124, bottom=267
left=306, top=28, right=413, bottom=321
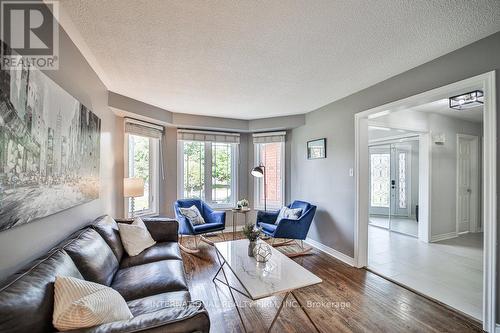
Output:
left=0, top=216, right=210, bottom=333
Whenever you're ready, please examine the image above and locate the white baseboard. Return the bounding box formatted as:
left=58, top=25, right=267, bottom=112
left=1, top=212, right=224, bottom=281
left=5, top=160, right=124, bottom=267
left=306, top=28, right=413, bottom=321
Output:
left=430, top=231, right=457, bottom=242
left=305, top=237, right=355, bottom=266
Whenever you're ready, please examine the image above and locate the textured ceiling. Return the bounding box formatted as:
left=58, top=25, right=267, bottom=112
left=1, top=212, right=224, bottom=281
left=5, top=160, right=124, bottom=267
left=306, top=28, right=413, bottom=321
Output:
left=59, top=0, right=500, bottom=120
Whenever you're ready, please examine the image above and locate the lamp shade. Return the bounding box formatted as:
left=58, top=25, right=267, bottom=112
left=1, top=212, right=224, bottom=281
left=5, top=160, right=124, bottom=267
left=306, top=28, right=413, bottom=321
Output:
left=251, top=166, right=264, bottom=178
left=123, top=178, right=144, bottom=197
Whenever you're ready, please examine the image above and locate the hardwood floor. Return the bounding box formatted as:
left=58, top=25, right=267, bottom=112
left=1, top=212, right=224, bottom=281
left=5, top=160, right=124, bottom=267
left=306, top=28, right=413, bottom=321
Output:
left=180, top=232, right=482, bottom=333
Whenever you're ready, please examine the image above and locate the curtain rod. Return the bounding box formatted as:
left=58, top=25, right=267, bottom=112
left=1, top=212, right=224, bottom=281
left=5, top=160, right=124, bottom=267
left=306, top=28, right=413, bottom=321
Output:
left=252, top=131, right=286, bottom=137
left=177, top=129, right=240, bottom=136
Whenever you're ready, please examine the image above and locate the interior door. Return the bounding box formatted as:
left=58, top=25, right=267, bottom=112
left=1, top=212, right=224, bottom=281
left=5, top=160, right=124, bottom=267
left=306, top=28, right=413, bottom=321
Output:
left=391, top=144, right=411, bottom=217
left=457, top=137, right=473, bottom=233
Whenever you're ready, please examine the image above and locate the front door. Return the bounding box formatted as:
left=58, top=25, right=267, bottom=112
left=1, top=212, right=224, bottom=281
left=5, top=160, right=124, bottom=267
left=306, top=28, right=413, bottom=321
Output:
left=369, top=144, right=411, bottom=217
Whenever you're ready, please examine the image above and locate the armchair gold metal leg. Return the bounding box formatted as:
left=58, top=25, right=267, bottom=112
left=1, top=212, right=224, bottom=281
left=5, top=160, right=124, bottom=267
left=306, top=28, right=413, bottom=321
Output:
left=179, top=234, right=200, bottom=254
left=200, top=234, right=215, bottom=246
left=286, top=240, right=312, bottom=258
left=270, top=238, right=313, bottom=257
left=220, top=230, right=226, bottom=241
left=271, top=239, right=294, bottom=247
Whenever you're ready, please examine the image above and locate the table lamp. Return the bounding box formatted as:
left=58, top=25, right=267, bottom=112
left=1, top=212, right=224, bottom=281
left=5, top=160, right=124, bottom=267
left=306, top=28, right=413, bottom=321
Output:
left=124, top=177, right=144, bottom=217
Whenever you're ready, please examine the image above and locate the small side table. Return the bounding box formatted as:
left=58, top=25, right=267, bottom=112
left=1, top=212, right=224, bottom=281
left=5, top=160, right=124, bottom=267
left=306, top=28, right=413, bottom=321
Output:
left=231, top=208, right=251, bottom=240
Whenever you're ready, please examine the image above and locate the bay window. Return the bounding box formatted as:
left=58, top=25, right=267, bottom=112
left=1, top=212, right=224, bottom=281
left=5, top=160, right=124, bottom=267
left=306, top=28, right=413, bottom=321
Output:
left=124, top=120, right=162, bottom=217
left=253, top=132, right=285, bottom=210
left=178, top=130, right=239, bottom=208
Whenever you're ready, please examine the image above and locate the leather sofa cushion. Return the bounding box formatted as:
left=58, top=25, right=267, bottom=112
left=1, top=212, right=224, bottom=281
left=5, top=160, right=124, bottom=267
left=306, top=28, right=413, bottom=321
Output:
left=126, top=291, right=191, bottom=316
left=112, top=260, right=188, bottom=301
left=71, top=301, right=210, bottom=333
left=92, top=216, right=125, bottom=262
left=120, top=242, right=182, bottom=268
left=64, top=228, right=119, bottom=286
left=0, top=250, right=83, bottom=333
left=143, top=218, right=179, bottom=242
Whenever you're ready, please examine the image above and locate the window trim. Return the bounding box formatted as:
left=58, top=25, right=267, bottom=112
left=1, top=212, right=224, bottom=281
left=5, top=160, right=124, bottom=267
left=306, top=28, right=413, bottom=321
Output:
left=253, top=141, right=285, bottom=210
left=124, top=133, right=160, bottom=218
left=177, top=140, right=239, bottom=209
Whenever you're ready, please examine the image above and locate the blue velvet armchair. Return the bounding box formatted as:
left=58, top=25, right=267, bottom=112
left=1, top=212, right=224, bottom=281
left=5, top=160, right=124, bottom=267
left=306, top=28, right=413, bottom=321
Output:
left=174, top=199, right=226, bottom=252
left=256, top=200, right=316, bottom=257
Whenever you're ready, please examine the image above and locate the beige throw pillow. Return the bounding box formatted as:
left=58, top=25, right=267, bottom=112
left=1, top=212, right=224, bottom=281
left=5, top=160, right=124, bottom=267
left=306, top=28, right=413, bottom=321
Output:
left=118, top=217, right=156, bottom=256
left=53, top=276, right=132, bottom=331
left=101, top=215, right=118, bottom=228
left=275, top=207, right=303, bottom=224
left=179, top=205, right=206, bottom=225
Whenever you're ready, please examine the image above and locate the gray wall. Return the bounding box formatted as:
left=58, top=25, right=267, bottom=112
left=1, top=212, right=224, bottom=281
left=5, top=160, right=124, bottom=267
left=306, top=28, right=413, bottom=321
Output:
left=291, top=32, right=500, bottom=258
left=109, top=91, right=305, bottom=132
left=0, top=22, right=120, bottom=279
left=428, top=114, right=482, bottom=236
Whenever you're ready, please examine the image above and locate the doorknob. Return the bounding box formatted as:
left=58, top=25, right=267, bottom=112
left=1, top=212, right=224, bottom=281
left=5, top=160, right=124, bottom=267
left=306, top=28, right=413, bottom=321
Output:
left=467, top=188, right=472, bottom=193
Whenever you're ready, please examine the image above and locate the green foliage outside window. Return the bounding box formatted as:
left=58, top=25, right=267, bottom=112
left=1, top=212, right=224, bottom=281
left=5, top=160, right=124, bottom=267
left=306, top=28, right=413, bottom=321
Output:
left=212, top=143, right=231, bottom=203
left=183, top=141, right=233, bottom=204
left=184, top=141, right=205, bottom=198
left=129, top=135, right=150, bottom=212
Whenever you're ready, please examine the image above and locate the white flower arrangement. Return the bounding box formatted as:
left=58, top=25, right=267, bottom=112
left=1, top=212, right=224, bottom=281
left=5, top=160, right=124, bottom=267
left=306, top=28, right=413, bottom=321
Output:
left=237, top=199, right=249, bottom=208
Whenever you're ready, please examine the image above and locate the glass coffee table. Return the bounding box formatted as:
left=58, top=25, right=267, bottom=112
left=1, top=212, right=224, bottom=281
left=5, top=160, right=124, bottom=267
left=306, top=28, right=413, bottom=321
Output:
left=213, top=239, right=322, bottom=332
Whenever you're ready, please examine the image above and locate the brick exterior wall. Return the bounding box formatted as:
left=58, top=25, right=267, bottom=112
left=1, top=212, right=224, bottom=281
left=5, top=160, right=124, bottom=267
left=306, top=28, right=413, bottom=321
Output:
left=259, top=142, right=282, bottom=207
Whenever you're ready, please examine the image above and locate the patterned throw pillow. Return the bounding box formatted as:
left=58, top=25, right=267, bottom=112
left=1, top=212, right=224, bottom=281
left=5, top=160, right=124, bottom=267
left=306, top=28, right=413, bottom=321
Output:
left=53, top=276, right=133, bottom=331
left=275, top=207, right=303, bottom=224
left=118, top=217, right=156, bottom=256
left=179, top=205, right=206, bottom=225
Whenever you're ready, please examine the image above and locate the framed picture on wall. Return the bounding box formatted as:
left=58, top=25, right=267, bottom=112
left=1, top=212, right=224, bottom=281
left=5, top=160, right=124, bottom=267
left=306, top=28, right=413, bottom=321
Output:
left=0, top=40, right=101, bottom=232
left=307, top=138, right=326, bottom=159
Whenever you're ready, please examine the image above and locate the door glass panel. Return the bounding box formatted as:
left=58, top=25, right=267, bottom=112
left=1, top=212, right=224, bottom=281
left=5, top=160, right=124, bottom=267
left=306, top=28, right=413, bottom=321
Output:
left=370, top=153, right=390, bottom=208
left=398, top=152, right=407, bottom=209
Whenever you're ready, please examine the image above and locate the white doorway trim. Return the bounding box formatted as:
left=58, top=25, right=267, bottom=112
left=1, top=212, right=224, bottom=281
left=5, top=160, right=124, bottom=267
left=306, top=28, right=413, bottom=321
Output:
left=354, top=71, right=496, bottom=331
left=456, top=134, right=480, bottom=234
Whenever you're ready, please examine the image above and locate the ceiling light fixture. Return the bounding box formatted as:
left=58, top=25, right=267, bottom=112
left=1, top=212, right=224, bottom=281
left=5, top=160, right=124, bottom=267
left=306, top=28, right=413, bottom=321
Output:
left=449, top=90, right=484, bottom=110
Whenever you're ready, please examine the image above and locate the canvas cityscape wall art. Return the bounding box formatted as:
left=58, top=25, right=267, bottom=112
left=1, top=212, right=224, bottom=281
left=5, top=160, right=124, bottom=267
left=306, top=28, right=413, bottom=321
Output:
left=0, top=42, right=101, bottom=231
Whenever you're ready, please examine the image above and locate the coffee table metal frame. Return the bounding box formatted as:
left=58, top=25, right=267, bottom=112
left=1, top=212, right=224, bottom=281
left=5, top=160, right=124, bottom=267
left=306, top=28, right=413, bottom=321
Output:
left=212, top=246, right=321, bottom=333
